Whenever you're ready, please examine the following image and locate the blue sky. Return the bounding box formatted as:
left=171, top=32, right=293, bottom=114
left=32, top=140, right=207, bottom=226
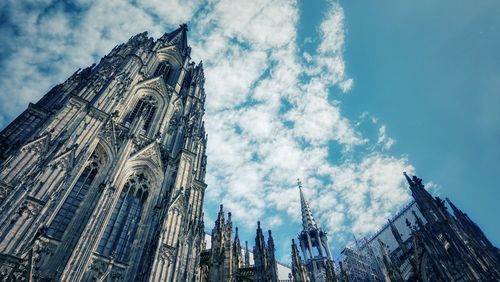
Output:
left=0, top=0, right=499, bottom=263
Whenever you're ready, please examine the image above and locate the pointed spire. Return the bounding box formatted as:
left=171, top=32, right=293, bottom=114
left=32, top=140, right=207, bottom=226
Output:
left=244, top=240, right=250, bottom=266
left=161, top=24, right=189, bottom=56
left=233, top=226, right=242, bottom=268
left=403, top=171, right=414, bottom=186
left=266, top=230, right=279, bottom=282
left=378, top=239, right=404, bottom=281
left=389, top=219, right=403, bottom=245
left=403, top=172, right=424, bottom=189
left=234, top=227, right=239, bottom=241
left=446, top=197, right=464, bottom=217
left=215, top=204, right=225, bottom=229
left=291, top=239, right=309, bottom=282
left=403, top=173, right=447, bottom=224
left=412, top=210, right=424, bottom=229
left=255, top=221, right=265, bottom=248
left=291, top=239, right=300, bottom=258
left=297, top=178, right=319, bottom=231
left=267, top=230, right=275, bottom=249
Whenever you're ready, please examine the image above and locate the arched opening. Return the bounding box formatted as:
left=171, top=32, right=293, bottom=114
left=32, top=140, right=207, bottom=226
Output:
left=96, top=172, right=150, bottom=262
left=154, top=61, right=171, bottom=80
left=47, top=146, right=107, bottom=240
left=125, top=96, right=158, bottom=132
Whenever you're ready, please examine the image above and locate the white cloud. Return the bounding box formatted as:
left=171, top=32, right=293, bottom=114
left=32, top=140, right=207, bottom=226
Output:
left=137, top=0, right=202, bottom=25
left=324, top=154, right=414, bottom=235
left=191, top=0, right=414, bottom=253
left=377, top=125, right=396, bottom=150
left=205, top=0, right=298, bottom=49
left=285, top=79, right=364, bottom=146
left=318, top=2, right=346, bottom=55
left=203, top=47, right=268, bottom=110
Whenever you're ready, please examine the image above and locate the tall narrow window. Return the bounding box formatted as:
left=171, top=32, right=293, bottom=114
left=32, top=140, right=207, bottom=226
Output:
left=125, top=96, right=157, bottom=132
left=47, top=154, right=102, bottom=240
left=154, top=61, right=171, bottom=79
left=97, top=173, right=149, bottom=262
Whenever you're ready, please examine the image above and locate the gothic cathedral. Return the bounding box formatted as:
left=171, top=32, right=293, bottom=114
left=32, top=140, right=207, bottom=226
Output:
left=0, top=25, right=208, bottom=281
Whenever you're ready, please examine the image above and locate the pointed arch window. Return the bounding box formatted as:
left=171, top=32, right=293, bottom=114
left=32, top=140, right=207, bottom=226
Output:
left=97, top=173, right=149, bottom=262
left=126, top=96, right=157, bottom=132
left=154, top=61, right=171, bottom=80
left=47, top=153, right=102, bottom=240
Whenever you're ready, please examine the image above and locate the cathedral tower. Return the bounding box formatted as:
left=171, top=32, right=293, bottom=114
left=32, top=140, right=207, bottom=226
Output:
left=293, top=179, right=337, bottom=282
left=401, top=172, right=500, bottom=281
left=0, top=25, right=208, bottom=281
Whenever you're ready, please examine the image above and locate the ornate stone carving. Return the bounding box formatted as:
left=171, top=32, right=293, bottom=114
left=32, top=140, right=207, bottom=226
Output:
left=131, top=136, right=151, bottom=155
left=147, top=78, right=164, bottom=95
left=100, top=120, right=126, bottom=151
left=159, top=244, right=176, bottom=262
left=50, top=145, right=76, bottom=171
left=159, top=146, right=170, bottom=167
left=167, top=111, right=180, bottom=134
left=22, top=134, right=50, bottom=154
left=30, top=237, right=56, bottom=278
left=90, top=257, right=108, bottom=277
left=0, top=181, right=13, bottom=200
left=18, top=199, right=43, bottom=219
left=114, top=72, right=132, bottom=99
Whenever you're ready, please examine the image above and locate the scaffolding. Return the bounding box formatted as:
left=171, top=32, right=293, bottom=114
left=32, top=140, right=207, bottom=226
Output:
left=339, top=239, right=385, bottom=282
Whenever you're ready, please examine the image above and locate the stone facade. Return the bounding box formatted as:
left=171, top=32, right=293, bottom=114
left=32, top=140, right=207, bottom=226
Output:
left=0, top=25, right=208, bottom=281
left=378, top=173, right=500, bottom=281
left=341, top=173, right=500, bottom=282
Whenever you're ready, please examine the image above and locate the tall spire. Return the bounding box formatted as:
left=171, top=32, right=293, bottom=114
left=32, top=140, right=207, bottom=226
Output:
left=403, top=172, right=447, bottom=224
left=378, top=239, right=404, bottom=282
left=267, top=230, right=279, bottom=282
left=294, top=179, right=337, bottom=281
left=297, top=179, right=318, bottom=231
left=160, top=23, right=189, bottom=56
left=233, top=227, right=242, bottom=269
left=446, top=197, right=464, bottom=217
left=403, top=171, right=414, bottom=186
left=244, top=240, right=250, bottom=267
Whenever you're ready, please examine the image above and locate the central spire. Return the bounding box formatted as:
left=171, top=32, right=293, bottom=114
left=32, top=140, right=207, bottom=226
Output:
left=297, top=179, right=318, bottom=231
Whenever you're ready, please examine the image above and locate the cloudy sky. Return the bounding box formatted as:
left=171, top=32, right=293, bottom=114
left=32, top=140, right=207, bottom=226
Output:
left=1, top=0, right=499, bottom=262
